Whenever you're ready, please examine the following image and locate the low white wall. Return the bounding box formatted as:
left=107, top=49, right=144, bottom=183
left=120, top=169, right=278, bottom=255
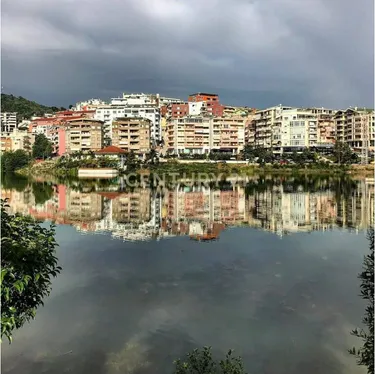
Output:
left=78, top=168, right=119, bottom=178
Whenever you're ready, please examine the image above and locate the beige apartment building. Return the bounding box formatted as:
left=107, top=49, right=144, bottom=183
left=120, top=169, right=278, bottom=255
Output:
left=0, top=130, right=34, bottom=153
left=166, top=116, right=247, bottom=155
left=112, top=117, right=151, bottom=154
left=167, top=116, right=211, bottom=155
left=317, top=114, right=335, bottom=145
left=211, top=116, right=246, bottom=154
left=65, top=118, right=104, bottom=154
left=334, top=108, right=375, bottom=153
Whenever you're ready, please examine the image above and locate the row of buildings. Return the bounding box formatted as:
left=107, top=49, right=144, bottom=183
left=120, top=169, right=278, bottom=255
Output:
left=2, top=179, right=374, bottom=240
left=1, top=93, right=374, bottom=157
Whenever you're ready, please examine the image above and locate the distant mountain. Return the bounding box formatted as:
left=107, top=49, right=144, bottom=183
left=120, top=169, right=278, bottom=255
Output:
left=1, top=94, right=66, bottom=120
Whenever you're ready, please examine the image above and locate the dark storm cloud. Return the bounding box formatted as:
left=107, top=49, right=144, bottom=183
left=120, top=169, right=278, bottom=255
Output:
left=1, top=0, right=373, bottom=108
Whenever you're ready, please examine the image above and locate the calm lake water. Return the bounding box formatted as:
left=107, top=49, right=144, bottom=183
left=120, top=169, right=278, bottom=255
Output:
left=1, top=174, right=373, bottom=374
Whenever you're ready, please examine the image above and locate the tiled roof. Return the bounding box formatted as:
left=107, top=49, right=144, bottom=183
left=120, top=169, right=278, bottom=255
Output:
left=95, top=146, right=127, bottom=154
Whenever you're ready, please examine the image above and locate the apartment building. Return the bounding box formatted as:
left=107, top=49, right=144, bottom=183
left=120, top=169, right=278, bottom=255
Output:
left=211, top=116, right=246, bottom=154
left=65, top=118, right=103, bottom=154
left=317, top=114, right=335, bottom=145
left=188, top=93, right=224, bottom=117
left=223, top=106, right=255, bottom=118
left=334, top=108, right=375, bottom=152
left=249, top=105, right=293, bottom=149
left=166, top=115, right=247, bottom=155
left=278, top=108, right=318, bottom=152
left=307, top=107, right=337, bottom=116
left=95, top=100, right=161, bottom=143
left=111, top=117, right=151, bottom=154
left=167, top=116, right=211, bottom=155
left=247, top=106, right=329, bottom=152
left=72, top=99, right=107, bottom=111
left=1, top=112, right=17, bottom=135
left=161, top=103, right=189, bottom=118
left=1, top=137, right=12, bottom=152
left=1, top=130, right=35, bottom=153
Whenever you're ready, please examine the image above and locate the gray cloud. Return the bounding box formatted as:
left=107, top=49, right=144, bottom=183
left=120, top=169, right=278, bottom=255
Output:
left=1, top=0, right=373, bottom=108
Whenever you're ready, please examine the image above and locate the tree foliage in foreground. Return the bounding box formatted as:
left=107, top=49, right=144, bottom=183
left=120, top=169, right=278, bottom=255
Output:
left=174, top=347, right=247, bottom=374
left=349, top=228, right=374, bottom=373
left=1, top=199, right=61, bottom=343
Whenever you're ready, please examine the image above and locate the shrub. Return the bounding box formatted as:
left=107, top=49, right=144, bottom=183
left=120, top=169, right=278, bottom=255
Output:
left=1, top=199, right=61, bottom=342
left=174, top=347, right=247, bottom=374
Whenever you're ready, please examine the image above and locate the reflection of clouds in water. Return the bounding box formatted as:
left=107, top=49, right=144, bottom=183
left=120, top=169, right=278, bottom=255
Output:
left=2, top=228, right=368, bottom=374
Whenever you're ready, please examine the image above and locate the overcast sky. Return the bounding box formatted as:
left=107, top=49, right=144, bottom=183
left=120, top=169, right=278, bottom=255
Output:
left=1, top=0, right=374, bottom=109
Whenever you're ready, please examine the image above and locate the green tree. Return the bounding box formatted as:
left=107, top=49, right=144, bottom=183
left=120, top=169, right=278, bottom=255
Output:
left=126, top=151, right=138, bottom=171
left=1, top=150, right=30, bottom=173
left=1, top=93, right=64, bottom=120
left=174, top=347, right=246, bottom=374
left=1, top=199, right=61, bottom=342
left=32, top=134, right=53, bottom=159
left=349, top=228, right=374, bottom=373
left=333, top=141, right=355, bottom=165
left=242, top=145, right=256, bottom=161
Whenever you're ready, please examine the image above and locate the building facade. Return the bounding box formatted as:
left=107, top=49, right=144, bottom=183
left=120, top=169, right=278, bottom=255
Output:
left=111, top=117, right=151, bottom=154
left=65, top=119, right=103, bottom=154
left=166, top=115, right=247, bottom=155
left=334, top=108, right=375, bottom=153
left=1, top=112, right=17, bottom=135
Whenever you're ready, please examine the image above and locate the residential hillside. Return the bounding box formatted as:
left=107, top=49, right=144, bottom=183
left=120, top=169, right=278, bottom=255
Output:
left=1, top=93, right=66, bottom=119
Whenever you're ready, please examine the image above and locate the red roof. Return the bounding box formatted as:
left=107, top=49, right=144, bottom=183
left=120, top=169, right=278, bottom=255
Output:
left=95, top=146, right=127, bottom=154
left=98, top=192, right=121, bottom=199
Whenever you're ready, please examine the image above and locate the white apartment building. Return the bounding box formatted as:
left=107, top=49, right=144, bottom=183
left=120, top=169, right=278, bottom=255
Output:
left=248, top=105, right=323, bottom=153
left=95, top=105, right=160, bottom=144
left=188, top=101, right=205, bottom=116
left=73, top=99, right=107, bottom=111
left=279, top=109, right=318, bottom=151
left=159, top=96, right=185, bottom=106
left=95, top=93, right=162, bottom=143
left=111, top=93, right=159, bottom=106
left=1, top=112, right=17, bottom=135
left=250, top=105, right=293, bottom=149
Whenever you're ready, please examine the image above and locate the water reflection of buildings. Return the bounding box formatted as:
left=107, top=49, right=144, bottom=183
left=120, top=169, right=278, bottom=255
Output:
left=245, top=180, right=374, bottom=236
left=1, top=179, right=374, bottom=240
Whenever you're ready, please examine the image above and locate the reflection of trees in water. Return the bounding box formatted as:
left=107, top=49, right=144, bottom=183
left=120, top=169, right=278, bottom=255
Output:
left=1, top=173, right=29, bottom=192
left=244, top=175, right=359, bottom=197
left=32, top=182, right=54, bottom=205
left=349, top=228, right=374, bottom=374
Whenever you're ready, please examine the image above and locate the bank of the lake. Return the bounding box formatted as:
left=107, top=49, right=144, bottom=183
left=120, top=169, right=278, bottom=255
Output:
left=16, top=159, right=375, bottom=179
